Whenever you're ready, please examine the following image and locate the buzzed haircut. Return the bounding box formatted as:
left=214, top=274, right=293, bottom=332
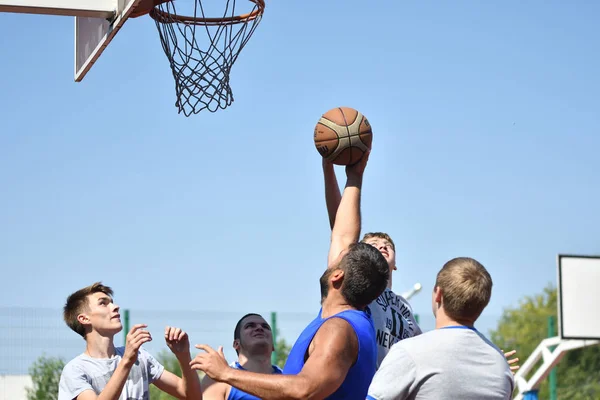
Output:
left=234, top=313, right=264, bottom=340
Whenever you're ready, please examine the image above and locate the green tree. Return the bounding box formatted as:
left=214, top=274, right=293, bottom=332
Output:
left=273, top=338, right=292, bottom=369
left=490, top=283, right=600, bottom=399
left=26, top=355, right=65, bottom=400
left=149, top=350, right=201, bottom=400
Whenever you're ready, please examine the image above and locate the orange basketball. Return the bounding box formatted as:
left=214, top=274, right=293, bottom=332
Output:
left=314, top=107, right=372, bottom=165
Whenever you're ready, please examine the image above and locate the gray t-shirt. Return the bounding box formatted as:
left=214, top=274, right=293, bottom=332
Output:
left=58, top=347, right=164, bottom=400
left=367, top=327, right=514, bottom=400
left=368, top=288, right=423, bottom=369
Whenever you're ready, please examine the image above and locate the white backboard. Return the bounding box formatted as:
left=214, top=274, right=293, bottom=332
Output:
left=557, top=254, right=600, bottom=340
left=74, top=0, right=141, bottom=81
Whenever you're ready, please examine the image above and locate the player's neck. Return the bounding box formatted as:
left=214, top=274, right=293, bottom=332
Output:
left=435, top=311, right=475, bottom=330
left=84, top=331, right=117, bottom=359
left=237, top=353, right=274, bottom=374
left=321, top=293, right=354, bottom=318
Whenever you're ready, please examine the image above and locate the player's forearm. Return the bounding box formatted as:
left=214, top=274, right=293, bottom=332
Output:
left=221, top=368, right=312, bottom=400
left=97, top=360, right=135, bottom=400
left=331, top=176, right=362, bottom=246
left=176, top=353, right=203, bottom=400
left=323, top=162, right=342, bottom=230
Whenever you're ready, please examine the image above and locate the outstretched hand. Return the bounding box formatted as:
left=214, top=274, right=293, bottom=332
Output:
left=345, top=150, right=370, bottom=179
left=123, top=324, right=152, bottom=364
left=165, top=326, right=190, bottom=356
left=189, top=344, right=230, bottom=382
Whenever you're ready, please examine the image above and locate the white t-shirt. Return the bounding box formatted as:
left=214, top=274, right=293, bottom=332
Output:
left=367, top=327, right=514, bottom=400
left=367, top=287, right=422, bottom=368
left=58, top=347, right=164, bottom=400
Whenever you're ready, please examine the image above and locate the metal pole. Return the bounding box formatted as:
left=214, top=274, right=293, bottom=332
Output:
left=548, top=316, right=557, bottom=400
left=415, top=314, right=419, bottom=324
left=271, top=311, right=277, bottom=365
left=124, top=309, right=130, bottom=346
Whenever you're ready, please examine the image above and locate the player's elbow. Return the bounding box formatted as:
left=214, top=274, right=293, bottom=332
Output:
left=287, top=380, right=330, bottom=400
left=287, top=387, right=315, bottom=400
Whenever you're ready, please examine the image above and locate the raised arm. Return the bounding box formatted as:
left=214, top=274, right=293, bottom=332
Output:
left=322, top=159, right=342, bottom=230
left=190, top=318, right=358, bottom=400
left=327, top=151, right=370, bottom=268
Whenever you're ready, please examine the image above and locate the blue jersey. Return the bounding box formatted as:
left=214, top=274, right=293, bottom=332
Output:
left=228, top=362, right=283, bottom=400
left=283, top=308, right=377, bottom=400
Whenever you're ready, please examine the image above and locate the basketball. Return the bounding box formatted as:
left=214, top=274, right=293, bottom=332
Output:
left=314, top=107, right=373, bottom=165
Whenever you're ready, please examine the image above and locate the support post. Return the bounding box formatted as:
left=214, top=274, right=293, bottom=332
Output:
left=271, top=312, right=277, bottom=365
left=123, top=309, right=130, bottom=345
left=548, top=316, right=557, bottom=400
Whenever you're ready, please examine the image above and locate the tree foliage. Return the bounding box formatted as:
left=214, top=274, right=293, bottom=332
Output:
left=490, top=283, right=600, bottom=399
left=149, top=350, right=200, bottom=400
left=273, top=338, right=292, bottom=369
left=26, top=355, right=65, bottom=400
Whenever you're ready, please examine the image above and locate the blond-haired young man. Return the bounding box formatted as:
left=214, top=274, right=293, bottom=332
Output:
left=58, top=282, right=201, bottom=400
left=367, top=257, right=514, bottom=400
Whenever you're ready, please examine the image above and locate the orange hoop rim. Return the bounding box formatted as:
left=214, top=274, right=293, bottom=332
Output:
left=150, top=0, right=265, bottom=26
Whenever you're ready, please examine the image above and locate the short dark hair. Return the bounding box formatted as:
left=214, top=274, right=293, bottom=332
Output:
left=63, top=282, right=113, bottom=338
left=321, top=242, right=389, bottom=309
left=234, top=313, right=264, bottom=340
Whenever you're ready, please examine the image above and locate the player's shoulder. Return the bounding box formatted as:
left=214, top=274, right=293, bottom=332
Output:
left=387, top=289, right=414, bottom=309
left=201, top=373, right=229, bottom=397
left=321, top=315, right=356, bottom=334
left=392, top=328, right=435, bottom=351
left=61, top=353, right=90, bottom=376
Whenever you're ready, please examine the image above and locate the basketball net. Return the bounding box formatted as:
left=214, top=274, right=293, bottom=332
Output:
left=150, top=0, right=265, bottom=116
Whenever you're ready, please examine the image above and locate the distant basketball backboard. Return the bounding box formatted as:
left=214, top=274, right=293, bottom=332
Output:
left=557, top=254, right=600, bottom=340
left=75, top=0, right=141, bottom=81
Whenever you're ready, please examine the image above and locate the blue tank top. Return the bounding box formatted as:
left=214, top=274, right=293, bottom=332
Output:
left=282, top=308, right=377, bottom=400
left=227, top=362, right=283, bottom=400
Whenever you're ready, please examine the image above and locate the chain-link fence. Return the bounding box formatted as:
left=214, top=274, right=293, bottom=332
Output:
left=0, top=306, right=506, bottom=376
left=0, top=306, right=503, bottom=400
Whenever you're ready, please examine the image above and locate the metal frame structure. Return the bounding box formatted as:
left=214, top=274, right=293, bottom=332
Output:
left=513, top=336, right=599, bottom=399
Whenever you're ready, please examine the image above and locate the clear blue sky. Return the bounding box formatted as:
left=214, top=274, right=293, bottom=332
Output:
left=0, top=0, right=599, bottom=365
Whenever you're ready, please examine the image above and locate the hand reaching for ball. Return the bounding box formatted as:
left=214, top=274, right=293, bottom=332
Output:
left=346, top=149, right=370, bottom=178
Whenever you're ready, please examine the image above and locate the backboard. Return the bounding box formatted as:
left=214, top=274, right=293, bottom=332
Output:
left=557, top=254, right=600, bottom=340
left=74, top=0, right=141, bottom=81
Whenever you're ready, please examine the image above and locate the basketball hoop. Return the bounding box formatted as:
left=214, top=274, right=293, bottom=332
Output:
left=148, top=0, right=265, bottom=116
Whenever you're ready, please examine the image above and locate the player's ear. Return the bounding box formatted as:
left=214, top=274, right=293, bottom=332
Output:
left=233, top=339, right=240, bottom=352
left=433, top=286, right=443, bottom=303
left=330, top=269, right=345, bottom=288
left=77, top=312, right=91, bottom=326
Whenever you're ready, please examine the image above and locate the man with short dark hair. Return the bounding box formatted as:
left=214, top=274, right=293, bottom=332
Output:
left=191, top=151, right=390, bottom=399
left=201, top=313, right=282, bottom=400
